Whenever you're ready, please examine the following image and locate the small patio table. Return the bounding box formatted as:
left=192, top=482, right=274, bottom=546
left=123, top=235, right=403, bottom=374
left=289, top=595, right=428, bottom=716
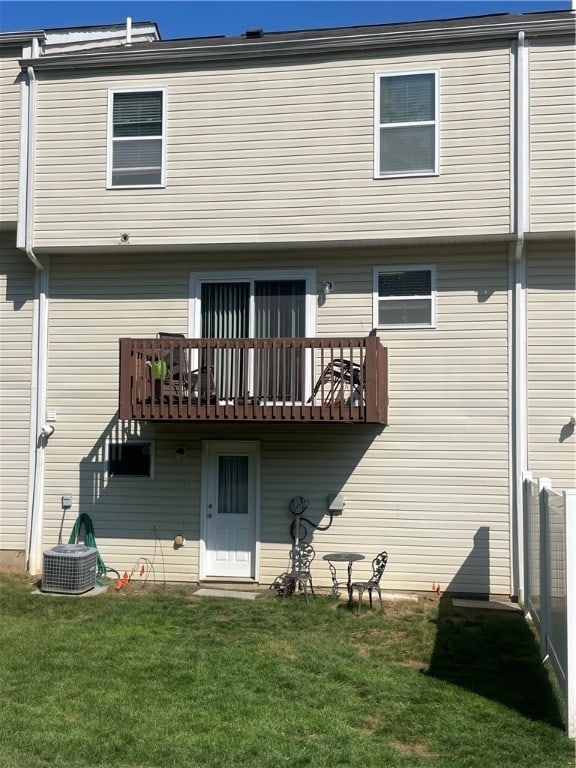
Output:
left=322, top=552, right=365, bottom=602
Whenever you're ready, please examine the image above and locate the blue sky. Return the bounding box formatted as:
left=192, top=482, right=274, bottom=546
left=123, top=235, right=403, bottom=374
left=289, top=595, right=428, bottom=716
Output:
left=0, top=1, right=570, bottom=38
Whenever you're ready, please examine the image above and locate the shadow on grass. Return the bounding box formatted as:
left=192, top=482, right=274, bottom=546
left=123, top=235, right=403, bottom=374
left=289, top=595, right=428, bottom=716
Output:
left=426, top=526, right=565, bottom=728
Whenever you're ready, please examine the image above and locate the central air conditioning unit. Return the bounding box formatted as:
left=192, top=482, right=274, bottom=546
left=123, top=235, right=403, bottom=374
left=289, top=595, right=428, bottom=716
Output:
left=41, top=544, right=98, bottom=594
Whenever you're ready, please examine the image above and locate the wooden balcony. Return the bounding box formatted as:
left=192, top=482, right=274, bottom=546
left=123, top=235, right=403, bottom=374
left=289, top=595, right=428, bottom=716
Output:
left=119, top=336, right=388, bottom=424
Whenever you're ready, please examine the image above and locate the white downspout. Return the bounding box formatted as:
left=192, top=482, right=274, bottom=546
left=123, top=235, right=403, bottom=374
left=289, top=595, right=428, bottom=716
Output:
left=510, top=30, right=529, bottom=601
left=18, top=38, right=49, bottom=575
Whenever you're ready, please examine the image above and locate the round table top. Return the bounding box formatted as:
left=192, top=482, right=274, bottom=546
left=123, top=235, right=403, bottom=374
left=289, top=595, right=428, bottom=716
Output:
left=322, top=552, right=365, bottom=562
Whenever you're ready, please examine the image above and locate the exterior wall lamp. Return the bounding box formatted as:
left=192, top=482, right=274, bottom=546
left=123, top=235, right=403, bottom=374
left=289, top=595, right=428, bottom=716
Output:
left=322, top=281, right=334, bottom=296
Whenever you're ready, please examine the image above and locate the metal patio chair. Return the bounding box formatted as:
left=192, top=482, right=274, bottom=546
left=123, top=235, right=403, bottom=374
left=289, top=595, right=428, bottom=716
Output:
left=310, top=357, right=365, bottom=406
left=350, top=551, right=388, bottom=615
left=278, top=542, right=316, bottom=602
left=156, top=332, right=187, bottom=399
left=156, top=332, right=215, bottom=403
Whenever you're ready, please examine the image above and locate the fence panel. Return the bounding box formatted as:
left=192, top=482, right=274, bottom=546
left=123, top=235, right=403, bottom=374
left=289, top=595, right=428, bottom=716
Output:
left=523, top=478, right=576, bottom=739
left=524, top=476, right=542, bottom=632
left=545, top=488, right=568, bottom=702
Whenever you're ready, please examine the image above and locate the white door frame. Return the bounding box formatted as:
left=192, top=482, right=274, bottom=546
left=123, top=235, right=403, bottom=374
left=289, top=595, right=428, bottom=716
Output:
left=199, top=440, right=261, bottom=581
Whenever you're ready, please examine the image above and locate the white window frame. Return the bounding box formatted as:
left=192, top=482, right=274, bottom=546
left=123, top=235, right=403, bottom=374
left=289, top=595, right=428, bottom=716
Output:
left=373, top=265, right=437, bottom=329
left=107, top=87, right=167, bottom=189
left=374, top=70, right=440, bottom=179
left=106, top=439, right=155, bottom=479
left=188, top=269, right=317, bottom=339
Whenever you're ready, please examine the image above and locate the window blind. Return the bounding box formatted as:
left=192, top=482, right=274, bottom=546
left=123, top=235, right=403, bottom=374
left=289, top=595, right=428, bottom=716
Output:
left=113, top=92, right=163, bottom=137
left=377, top=72, right=437, bottom=176
left=110, top=91, right=164, bottom=186
left=379, top=270, right=432, bottom=298
left=380, top=74, right=435, bottom=124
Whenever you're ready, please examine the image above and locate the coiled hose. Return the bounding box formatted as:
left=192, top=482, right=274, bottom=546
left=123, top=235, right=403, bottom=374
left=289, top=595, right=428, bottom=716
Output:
left=68, top=513, right=120, bottom=584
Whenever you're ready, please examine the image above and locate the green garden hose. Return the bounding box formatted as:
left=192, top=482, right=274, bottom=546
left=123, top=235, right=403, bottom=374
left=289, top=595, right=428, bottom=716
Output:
left=68, top=513, right=120, bottom=584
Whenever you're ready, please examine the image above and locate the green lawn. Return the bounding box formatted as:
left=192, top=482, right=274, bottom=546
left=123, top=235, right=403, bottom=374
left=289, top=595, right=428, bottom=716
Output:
left=0, top=574, right=573, bottom=768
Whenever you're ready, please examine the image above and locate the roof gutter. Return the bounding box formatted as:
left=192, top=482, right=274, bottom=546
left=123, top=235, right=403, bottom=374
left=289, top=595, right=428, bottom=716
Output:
left=19, top=16, right=574, bottom=71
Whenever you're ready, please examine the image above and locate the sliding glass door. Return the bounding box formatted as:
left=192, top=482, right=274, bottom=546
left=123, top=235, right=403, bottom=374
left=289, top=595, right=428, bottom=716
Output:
left=200, top=278, right=306, bottom=401
left=254, top=281, right=305, bottom=401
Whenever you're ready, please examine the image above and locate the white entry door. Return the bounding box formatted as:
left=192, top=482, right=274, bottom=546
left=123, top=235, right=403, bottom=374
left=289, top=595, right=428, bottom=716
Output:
left=202, top=441, right=259, bottom=579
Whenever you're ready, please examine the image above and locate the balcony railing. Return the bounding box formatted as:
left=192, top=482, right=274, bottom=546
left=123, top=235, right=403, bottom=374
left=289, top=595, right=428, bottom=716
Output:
left=119, top=336, right=388, bottom=424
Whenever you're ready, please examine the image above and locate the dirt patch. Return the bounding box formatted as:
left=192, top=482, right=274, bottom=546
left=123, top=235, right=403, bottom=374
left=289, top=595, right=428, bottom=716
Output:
left=391, top=739, right=436, bottom=758
left=354, top=714, right=381, bottom=735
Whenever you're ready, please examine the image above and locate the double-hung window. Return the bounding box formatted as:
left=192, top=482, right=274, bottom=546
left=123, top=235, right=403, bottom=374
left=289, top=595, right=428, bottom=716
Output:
left=108, top=88, right=166, bottom=188
left=373, top=266, right=436, bottom=328
left=375, top=71, right=439, bottom=178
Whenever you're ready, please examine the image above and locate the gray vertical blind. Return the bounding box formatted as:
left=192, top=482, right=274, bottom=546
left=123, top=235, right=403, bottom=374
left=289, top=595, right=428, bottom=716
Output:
left=200, top=279, right=306, bottom=401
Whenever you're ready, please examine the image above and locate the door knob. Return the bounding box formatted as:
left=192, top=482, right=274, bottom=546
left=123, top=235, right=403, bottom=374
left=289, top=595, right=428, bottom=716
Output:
left=208, top=512, right=214, bottom=518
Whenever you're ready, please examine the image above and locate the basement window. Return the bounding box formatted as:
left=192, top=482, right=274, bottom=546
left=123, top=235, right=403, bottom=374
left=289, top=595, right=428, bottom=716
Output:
left=108, top=441, right=154, bottom=478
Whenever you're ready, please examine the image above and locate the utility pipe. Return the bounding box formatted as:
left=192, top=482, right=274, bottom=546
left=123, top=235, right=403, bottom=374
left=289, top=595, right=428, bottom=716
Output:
left=125, top=17, right=132, bottom=47
left=18, top=39, right=49, bottom=574
left=509, top=30, right=530, bottom=601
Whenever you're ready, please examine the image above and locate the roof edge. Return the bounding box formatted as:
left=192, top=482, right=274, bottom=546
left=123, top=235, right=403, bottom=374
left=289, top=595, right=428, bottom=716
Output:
left=0, top=30, right=46, bottom=44
left=20, top=13, right=575, bottom=70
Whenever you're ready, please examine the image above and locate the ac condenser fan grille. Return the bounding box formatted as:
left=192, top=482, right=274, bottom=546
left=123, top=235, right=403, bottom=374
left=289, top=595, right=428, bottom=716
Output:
left=41, top=544, right=98, bottom=594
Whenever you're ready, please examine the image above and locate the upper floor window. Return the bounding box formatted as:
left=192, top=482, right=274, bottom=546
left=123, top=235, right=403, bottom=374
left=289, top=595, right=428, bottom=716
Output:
left=375, top=71, right=439, bottom=178
left=107, top=89, right=166, bottom=188
left=373, top=266, right=436, bottom=328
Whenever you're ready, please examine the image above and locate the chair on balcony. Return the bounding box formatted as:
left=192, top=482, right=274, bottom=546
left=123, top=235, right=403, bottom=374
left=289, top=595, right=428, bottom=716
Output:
left=310, top=358, right=365, bottom=406
left=156, top=332, right=187, bottom=401
left=156, top=332, right=216, bottom=404
left=189, top=365, right=216, bottom=404
left=277, top=542, right=316, bottom=602
left=350, top=551, right=388, bottom=616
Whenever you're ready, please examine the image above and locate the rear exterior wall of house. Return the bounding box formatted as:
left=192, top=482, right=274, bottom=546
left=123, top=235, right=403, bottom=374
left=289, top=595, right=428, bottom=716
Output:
left=0, top=46, right=21, bottom=224
left=0, top=239, right=35, bottom=569
left=32, top=41, right=513, bottom=247
left=526, top=241, right=576, bottom=489
left=41, top=243, right=512, bottom=593
left=0, top=22, right=574, bottom=587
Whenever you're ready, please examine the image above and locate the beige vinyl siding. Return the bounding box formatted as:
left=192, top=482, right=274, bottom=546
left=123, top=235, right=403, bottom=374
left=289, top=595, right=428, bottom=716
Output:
left=42, top=243, right=510, bottom=594
left=526, top=240, right=576, bottom=489
left=33, top=42, right=511, bottom=247
left=529, top=38, right=576, bottom=232
left=0, top=237, right=35, bottom=555
left=0, top=49, right=22, bottom=225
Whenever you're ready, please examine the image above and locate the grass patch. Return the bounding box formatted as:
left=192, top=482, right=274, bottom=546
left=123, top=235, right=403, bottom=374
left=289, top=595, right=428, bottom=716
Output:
left=0, top=575, right=573, bottom=768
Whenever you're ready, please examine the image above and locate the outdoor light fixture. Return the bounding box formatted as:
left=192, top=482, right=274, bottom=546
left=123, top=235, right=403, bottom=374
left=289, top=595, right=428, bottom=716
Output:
left=322, top=281, right=334, bottom=296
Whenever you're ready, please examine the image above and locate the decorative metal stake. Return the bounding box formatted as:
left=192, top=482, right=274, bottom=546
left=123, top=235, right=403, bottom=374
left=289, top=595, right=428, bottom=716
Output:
left=289, top=496, right=335, bottom=544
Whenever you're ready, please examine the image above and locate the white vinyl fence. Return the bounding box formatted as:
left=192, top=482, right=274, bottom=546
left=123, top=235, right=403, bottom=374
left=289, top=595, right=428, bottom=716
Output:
left=523, top=472, right=576, bottom=739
